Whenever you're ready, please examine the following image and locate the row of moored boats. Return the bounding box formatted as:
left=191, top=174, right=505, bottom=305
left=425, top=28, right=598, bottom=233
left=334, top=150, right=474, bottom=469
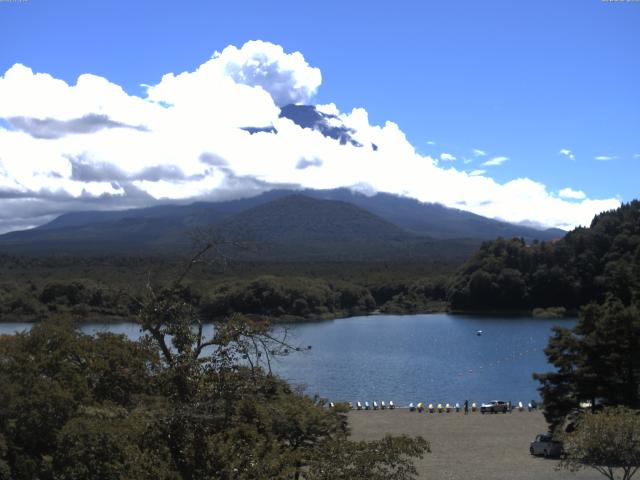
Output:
left=410, top=402, right=467, bottom=413
left=347, top=401, right=396, bottom=410
left=410, top=401, right=533, bottom=412
left=335, top=401, right=535, bottom=412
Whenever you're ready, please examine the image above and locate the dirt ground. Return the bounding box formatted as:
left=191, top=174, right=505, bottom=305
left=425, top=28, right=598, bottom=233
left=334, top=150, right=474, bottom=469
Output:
left=348, top=409, right=603, bottom=480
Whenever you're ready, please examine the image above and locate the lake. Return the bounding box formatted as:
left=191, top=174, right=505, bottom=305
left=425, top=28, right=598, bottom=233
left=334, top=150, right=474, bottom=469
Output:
left=0, top=314, right=573, bottom=406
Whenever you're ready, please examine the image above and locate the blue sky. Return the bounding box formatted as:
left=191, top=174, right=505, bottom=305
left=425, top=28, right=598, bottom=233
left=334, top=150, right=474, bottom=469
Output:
left=0, top=0, right=638, bottom=232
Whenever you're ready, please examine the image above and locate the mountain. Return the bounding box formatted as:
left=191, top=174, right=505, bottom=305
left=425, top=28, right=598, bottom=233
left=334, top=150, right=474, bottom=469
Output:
left=34, top=188, right=565, bottom=242
left=0, top=194, right=478, bottom=261
left=210, top=195, right=479, bottom=261
left=278, top=104, right=365, bottom=148
left=0, top=189, right=564, bottom=259
left=299, top=189, right=565, bottom=241
left=243, top=104, right=372, bottom=149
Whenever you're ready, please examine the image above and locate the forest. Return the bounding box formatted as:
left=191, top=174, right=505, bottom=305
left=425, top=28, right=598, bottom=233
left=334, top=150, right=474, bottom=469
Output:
left=0, top=255, right=453, bottom=323
left=448, top=201, right=640, bottom=313
left=523, top=202, right=640, bottom=468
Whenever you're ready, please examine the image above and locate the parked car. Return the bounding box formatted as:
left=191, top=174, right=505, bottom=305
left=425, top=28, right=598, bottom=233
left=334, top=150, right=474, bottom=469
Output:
left=480, top=400, right=509, bottom=414
left=530, top=433, right=563, bottom=458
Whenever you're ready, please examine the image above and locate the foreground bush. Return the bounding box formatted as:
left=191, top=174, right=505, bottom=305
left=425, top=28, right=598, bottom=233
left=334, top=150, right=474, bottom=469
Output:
left=0, top=268, right=429, bottom=479
left=559, top=407, right=640, bottom=480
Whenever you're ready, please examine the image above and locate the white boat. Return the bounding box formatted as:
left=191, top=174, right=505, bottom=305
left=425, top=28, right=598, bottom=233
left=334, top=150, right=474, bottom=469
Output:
left=417, top=402, right=424, bottom=412
left=409, top=402, right=415, bottom=411
left=518, top=401, right=524, bottom=411
left=329, top=402, right=335, bottom=408
left=373, top=401, right=378, bottom=410
left=428, top=403, right=434, bottom=413
left=445, top=403, right=451, bottom=413
left=389, top=401, right=395, bottom=409
left=356, top=401, right=362, bottom=410
left=437, top=403, right=443, bottom=413
left=455, top=402, right=460, bottom=412
left=472, top=402, right=477, bottom=412
left=476, top=330, right=483, bottom=336
left=365, top=401, right=370, bottom=410
left=381, top=401, right=386, bottom=410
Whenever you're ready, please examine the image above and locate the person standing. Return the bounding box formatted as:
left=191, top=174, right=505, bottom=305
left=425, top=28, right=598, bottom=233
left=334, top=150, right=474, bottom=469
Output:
left=464, top=399, right=469, bottom=415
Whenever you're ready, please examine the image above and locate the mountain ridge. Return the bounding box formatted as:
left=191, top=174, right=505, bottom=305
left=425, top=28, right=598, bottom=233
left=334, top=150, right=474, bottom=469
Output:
left=28, top=188, right=564, bottom=240
left=0, top=189, right=565, bottom=260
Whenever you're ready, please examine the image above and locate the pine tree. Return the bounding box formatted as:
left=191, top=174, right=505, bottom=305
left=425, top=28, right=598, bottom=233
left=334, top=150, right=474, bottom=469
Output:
left=535, top=299, right=640, bottom=431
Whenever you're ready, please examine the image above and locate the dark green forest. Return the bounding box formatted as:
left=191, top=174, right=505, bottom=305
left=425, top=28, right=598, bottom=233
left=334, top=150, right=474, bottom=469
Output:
left=507, top=202, right=640, bottom=433
left=0, top=255, right=453, bottom=323
left=448, top=201, right=640, bottom=312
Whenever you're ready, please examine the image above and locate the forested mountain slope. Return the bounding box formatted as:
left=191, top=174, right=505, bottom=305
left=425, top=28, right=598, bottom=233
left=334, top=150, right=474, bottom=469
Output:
left=203, top=195, right=479, bottom=262
left=304, top=189, right=565, bottom=241
left=447, top=201, right=640, bottom=311
left=0, top=189, right=563, bottom=256
left=0, top=194, right=479, bottom=262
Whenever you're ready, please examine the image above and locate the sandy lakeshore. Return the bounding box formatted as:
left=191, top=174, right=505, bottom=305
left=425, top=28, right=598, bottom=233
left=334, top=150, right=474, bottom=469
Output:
left=348, top=409, right=603, bottom=480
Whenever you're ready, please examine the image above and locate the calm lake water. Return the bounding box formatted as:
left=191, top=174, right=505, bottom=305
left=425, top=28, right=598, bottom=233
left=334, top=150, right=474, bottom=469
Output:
left=0, top=314, right=574, bottom=406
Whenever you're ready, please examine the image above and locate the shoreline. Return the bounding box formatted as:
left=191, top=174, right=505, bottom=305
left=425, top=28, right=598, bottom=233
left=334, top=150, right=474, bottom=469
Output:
left=0, top=306, right=580, bottom=325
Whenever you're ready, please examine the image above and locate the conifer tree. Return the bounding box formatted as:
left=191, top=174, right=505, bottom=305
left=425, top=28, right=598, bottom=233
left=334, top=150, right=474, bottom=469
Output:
left=535, top=299, right=640, bottom=430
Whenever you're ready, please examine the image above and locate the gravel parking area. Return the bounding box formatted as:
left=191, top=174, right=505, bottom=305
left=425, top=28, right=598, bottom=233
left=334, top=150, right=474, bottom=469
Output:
left=348, top=409, right=603, bottom=480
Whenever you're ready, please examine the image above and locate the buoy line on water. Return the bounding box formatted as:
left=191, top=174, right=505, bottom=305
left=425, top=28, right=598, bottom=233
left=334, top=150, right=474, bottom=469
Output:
left=455, top=345, right=543, bottom=378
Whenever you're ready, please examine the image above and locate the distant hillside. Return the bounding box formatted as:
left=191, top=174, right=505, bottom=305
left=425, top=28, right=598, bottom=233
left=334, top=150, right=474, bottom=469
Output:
left=34, top=193, right=287, bottom=231
left=448, top=201, right=640, bottom=311
left=0, top=188, right=564, bottom=259
left=300, top=189, right=565, bottom=241
left=31, top=188, right=563, bottom=240
left=211, top=194, right=478, bottom=261
left=0, top=194, right=477, bottom=261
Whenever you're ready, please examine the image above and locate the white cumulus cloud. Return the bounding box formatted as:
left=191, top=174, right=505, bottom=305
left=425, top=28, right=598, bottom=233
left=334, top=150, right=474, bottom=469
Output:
left=0, top=41, right=621, bottom=234
left=472, top=149, right=487, bottom=157
left=559, top=187, right=586, bottom=200
left=482, top=156, right=509, bottom=167
left=440, top=152, right=456, bottom=162
left=559, top=149, right=575, bottom=161
left=210, top=40, right=320, bottom=107
left=595, top=155, right=618, bottom=161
